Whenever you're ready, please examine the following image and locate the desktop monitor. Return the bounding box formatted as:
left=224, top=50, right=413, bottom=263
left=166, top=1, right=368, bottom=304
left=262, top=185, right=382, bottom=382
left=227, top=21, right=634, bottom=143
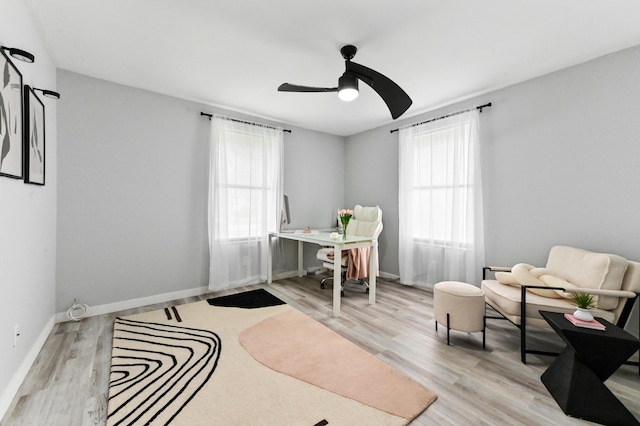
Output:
left=280, top=194, right=291, bottom=232
left=283, top=194, right=291, bottom=224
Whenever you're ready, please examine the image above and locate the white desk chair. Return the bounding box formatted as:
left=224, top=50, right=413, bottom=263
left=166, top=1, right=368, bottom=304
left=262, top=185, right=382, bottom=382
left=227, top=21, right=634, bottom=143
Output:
left=316, top=205, right=383, bottom=296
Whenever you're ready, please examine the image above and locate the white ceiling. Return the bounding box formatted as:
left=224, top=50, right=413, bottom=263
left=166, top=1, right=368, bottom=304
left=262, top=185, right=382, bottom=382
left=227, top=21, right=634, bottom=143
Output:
left=23, top=0, right=640, bottom=136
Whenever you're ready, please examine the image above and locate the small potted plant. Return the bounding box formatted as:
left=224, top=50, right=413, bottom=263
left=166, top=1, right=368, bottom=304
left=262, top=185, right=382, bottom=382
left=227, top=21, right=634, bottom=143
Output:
left=572, top=292, right=595, bottom=321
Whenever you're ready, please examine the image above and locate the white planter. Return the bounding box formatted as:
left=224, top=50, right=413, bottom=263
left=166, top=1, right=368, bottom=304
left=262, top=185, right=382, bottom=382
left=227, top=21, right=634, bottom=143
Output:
left=574, top=307, right=594, bottom=322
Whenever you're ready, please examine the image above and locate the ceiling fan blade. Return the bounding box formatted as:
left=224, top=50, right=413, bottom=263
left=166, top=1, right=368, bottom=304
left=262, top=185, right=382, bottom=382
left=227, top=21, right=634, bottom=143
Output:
left=347, top=62, right=412, bottom=119
left=278, top=83, right=338, bottom=93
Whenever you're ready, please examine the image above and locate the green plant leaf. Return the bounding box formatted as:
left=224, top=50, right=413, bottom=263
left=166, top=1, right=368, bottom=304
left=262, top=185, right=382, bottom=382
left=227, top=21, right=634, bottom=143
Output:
left=571, top=292, right=594, bottom=309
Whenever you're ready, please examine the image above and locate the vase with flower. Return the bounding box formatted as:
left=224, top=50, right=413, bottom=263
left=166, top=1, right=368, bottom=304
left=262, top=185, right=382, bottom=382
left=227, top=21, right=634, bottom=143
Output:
left=338, top=209, right=353, bottom=239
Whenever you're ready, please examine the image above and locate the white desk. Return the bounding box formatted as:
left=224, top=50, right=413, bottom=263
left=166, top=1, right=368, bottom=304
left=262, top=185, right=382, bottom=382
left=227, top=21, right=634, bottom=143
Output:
left=267, top=232, right=377, bottom=317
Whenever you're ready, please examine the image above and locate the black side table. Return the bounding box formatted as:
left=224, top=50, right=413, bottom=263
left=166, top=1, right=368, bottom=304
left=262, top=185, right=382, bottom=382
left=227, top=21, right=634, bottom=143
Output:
left=540, top=311, right=640, bottom=426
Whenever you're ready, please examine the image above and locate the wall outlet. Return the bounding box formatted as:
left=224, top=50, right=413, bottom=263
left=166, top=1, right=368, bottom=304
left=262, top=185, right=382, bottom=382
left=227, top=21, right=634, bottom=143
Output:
left=13, top=324, right=20, bottom=347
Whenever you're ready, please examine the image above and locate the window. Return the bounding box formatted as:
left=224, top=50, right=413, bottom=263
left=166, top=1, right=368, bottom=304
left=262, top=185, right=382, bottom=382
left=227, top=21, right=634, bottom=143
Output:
left=410, top=123, right=473, bottom=245
left=208, top=116, right=283, bottom=290
left=218, top=130, right=276, bottom=239
left=398, top=109, right=484, bottom=287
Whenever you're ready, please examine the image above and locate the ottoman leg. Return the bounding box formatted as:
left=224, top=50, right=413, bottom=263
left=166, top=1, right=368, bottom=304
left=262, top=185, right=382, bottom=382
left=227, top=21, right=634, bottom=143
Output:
left=446, top=313, right=451, bottom=346
left=483, top=316, right=486, bottom=348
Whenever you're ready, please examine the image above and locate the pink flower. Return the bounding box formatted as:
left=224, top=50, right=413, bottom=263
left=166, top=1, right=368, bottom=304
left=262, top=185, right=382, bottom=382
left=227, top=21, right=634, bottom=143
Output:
left=339, top=209, right=353, bottom=227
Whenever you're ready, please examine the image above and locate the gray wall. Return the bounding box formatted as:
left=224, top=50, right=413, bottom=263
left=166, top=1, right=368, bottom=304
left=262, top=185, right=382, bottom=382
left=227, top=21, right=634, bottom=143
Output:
left=56, top=70, right=345, bottom=311
left=59, top=44, right=640, bottom=327
left=346, top=45, right=640, bottom=275
left=344, top=128, right=399, bottom=276
left=0, top=0, right=57, bottom=411
left=345, top=45, right=640, bottom=334
left=280, top=127, right=345, bottom=272
left=56, top=71, right=209, bottom=311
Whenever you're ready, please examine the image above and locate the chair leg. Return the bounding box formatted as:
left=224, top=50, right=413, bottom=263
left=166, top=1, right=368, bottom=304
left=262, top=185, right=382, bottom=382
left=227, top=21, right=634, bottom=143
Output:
left=320, top=272, right=346, bottom=296
left=446, top=313, right=451, bottom=346
left=440, top=312, right=487, bottom=348
left=521, top=286, right=527, bottom=364
left=357, top=279, right=370, bottom=293
left=320, top=277, right=331, bottom=289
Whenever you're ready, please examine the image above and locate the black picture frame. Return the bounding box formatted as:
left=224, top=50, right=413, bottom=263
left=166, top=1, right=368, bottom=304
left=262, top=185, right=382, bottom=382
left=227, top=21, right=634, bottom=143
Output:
left=0, top=48, right=24, bottom=179
left=23, top=85, right=45, bottom=185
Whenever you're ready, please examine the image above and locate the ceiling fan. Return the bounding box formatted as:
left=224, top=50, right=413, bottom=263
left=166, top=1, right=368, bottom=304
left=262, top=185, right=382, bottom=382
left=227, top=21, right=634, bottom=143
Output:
left=278, top=45, right=412, bottom=119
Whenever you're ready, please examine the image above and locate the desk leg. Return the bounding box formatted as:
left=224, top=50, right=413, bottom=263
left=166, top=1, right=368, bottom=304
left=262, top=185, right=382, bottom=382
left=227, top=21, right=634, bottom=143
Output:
left=333, top=245, right=341, bottom=317
left=297, top=240, right=304, bottom=277
left=369, top=241, right=377, bottom=305
left=267, top=234, right=273, bottom=284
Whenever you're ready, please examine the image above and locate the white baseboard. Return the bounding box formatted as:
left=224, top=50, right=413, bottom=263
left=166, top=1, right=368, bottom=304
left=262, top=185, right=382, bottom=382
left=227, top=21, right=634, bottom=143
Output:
left=0, top=315, right=56, bottom=420
left=54, top=271, right=401, bottom=324
left=55, top=286, right=210, bottom=323
left=271, top=267, right=329, bottom=279
left=271, top=268, right=399, bottom=281
left=272, top=270, right=303, bottom=280
left=379, top=271, right=400, bottom=281
left=306, top=266, right=326, bottom=275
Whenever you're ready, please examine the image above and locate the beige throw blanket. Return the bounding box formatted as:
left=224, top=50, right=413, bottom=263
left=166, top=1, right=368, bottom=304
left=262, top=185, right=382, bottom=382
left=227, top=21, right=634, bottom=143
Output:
left=347, top=247, right=370, bottom=280
left=326, top=247, right=379, bottom=280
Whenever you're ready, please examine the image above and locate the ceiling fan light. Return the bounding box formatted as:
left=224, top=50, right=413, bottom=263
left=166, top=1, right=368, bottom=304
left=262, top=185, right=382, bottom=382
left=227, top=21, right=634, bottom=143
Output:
left=338, top=87, right=358, bottom=102
left=338, top=73, right=359, bottom=102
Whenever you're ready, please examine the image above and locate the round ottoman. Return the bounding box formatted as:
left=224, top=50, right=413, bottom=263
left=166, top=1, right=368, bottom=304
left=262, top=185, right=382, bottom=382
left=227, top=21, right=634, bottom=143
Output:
left=434, top=281, right=486, bottom=347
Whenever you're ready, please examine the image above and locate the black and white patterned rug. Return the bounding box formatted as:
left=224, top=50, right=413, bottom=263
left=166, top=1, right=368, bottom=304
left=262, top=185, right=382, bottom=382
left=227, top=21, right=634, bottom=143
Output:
left=107, top=289, right=435, bottom=425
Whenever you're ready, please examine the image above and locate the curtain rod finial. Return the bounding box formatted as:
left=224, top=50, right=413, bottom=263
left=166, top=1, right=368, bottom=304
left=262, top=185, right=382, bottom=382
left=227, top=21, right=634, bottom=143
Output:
left=478, top=102, right=492, bottom=113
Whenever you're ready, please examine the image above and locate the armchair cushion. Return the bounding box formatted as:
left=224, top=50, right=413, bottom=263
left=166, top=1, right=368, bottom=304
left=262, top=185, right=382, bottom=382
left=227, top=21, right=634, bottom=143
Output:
left=482, top=280, right=616, bottom=327
left=511, top=264, right=563, bottom=298
left=545, top=246, right=628, bottom=309
left=493, top=246, right=628, bottom=309
left=496, top=264, right=571, bottom=299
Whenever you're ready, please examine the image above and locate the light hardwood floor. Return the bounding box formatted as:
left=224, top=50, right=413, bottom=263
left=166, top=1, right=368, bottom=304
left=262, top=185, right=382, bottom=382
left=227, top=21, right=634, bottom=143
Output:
left=2, top=276, right=639, bottom=425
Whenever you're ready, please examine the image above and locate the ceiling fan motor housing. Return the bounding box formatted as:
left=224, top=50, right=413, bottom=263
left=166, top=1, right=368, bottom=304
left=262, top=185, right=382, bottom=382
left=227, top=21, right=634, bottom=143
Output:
left=340, top=45, right=357, bottom=61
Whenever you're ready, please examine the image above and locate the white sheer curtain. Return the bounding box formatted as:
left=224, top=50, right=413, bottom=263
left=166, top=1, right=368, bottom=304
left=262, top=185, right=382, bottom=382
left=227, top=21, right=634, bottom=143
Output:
left=398, top=109, right=485, bottom=289
left=208, top=116, right=283, bottom=291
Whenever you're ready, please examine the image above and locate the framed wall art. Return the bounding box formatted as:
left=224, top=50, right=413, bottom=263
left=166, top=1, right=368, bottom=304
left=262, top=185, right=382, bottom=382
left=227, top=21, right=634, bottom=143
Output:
left=24, top=85, right=45, bottom=185
left=0, top=48, right=24, bottom=179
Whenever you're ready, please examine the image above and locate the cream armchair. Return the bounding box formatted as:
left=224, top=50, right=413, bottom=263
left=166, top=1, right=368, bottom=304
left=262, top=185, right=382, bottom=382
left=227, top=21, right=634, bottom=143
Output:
left=316, top=205, right=383, bottom=296
left=481, top=245, right=640, bottom=366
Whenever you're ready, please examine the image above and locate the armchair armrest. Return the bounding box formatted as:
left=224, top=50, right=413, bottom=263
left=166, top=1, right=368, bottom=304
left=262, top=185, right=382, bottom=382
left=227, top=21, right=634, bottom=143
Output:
left=521, top=284, right=566, bottom=292
left=561, top=287, right=637, bottom=299
left=482, top=266, right=512, bottom=280
left=487, top=266, right=512, bottom=272
left=520, top=285, right=636, bottom=299
left=518, top=284, right=569, bottom=363
left=521, top=286, right=639, bottom=336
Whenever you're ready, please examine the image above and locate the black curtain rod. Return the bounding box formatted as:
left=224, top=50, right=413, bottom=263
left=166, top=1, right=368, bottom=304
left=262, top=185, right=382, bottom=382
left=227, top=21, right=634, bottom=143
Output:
left=200, top=112, right=292, bottom=133
left=389, top=102, right=492, bottom=134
